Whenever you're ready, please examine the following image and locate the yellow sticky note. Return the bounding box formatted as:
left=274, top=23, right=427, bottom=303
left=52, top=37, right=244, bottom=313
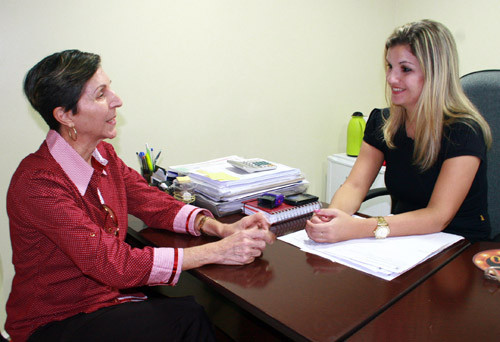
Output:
left=197, top=170, right=239, bottom=181
left=176, top=176, right=191, bottom=184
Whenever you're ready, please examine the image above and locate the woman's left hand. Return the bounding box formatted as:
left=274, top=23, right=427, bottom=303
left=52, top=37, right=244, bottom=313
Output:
left=222, top=213, right=274, bottom=240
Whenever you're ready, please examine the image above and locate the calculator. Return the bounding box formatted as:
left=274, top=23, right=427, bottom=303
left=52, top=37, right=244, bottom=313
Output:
left=227, top=159, right=277, bottom=173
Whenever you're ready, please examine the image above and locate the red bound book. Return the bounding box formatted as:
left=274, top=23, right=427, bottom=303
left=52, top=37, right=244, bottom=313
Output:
left=242, top=198, right=321, bottom=224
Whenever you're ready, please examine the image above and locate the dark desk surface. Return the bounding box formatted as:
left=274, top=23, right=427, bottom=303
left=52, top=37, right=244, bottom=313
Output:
left=348, top=241, right=500, bottom=342
left=128, top=214, right=469, bottom=342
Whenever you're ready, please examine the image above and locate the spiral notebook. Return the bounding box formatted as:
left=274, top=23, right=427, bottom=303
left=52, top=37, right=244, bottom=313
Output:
left=243, top=198, right=321, bottom=224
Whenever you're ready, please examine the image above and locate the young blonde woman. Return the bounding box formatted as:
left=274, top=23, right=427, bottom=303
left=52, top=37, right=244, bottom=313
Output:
left=307, top=19, right=492, bottom=244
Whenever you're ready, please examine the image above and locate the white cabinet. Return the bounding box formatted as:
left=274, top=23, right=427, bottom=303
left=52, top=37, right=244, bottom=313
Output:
left=326, top=153, right=391, bottom=216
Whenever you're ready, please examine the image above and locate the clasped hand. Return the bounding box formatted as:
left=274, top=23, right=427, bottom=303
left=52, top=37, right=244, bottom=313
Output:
left=305, top=208, right=357, bottom=243
left=217, top=212, right=275, bottom=265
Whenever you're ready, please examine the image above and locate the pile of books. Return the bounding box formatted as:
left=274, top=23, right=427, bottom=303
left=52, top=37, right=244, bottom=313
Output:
left=243, top=196, right=321, bottom=224
left=168, top=156, right=309, bottom=216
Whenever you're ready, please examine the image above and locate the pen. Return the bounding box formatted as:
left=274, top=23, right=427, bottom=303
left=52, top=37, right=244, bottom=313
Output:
left=150, top=147, right=155, bottom=168
left=136, top=152, right=142, bottom=167
left=145, top=143, right=152, bottom=164
left=145, top=152, right=154, bottom=172
left=138, top=152, right=147, bottom=171
left=153, top=150, right=162, bottom=166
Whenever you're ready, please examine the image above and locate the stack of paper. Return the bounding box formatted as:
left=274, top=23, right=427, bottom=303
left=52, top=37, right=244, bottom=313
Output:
left=168, top=156, right=308, bottom=216
left=279, top=229, right=464, bottom=280
left=195, top=181, right=309, bottom=217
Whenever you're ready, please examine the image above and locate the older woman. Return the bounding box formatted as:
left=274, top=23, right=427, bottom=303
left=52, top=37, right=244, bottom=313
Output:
left=307, top=19, right=492, bottom=243
left=6, top=50, right=274, bottom=341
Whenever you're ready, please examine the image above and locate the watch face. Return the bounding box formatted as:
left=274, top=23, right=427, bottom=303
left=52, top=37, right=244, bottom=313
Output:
left=375, top=226, right=389, bottom=238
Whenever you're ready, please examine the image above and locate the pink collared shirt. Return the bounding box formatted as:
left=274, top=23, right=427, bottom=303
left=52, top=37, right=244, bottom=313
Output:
left=6, top=130, right=212, bottom=341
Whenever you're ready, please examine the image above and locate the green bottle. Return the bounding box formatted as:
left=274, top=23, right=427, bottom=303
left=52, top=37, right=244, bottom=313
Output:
left=346, top=112, right=366, bottom=157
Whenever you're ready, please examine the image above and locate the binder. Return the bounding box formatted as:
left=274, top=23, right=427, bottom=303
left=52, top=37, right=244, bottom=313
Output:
left=243, top=198, right=321, bottom=224
left=168, top=155, right=304, bottom=201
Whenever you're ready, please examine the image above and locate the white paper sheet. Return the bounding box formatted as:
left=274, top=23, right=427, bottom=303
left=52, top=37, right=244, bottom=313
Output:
left=279, top=229, right=464, bottom=280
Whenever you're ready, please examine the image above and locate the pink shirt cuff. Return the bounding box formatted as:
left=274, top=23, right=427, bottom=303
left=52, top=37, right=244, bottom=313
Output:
left=148, top=247, right=184, bottom=286
left=172, top=204, right=214, bottom=235
left=149, top=205, right=214, bottom=285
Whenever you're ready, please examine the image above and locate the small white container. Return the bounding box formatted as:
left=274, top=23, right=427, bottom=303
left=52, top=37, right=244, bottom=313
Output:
left=172, top=176, right=196, bottom=204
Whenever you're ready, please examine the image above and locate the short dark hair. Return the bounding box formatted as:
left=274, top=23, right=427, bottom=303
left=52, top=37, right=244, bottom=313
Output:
left=24, top=50, right=101, bottom=130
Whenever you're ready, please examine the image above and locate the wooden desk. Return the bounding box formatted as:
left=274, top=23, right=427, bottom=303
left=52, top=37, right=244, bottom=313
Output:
left=348, top=241, right=500, bottom=341
left=127, top=214, right=469, bottom=341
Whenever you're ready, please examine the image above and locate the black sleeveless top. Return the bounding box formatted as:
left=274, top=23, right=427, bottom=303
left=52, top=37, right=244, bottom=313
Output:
left=364, top=108, right=490, bottom=242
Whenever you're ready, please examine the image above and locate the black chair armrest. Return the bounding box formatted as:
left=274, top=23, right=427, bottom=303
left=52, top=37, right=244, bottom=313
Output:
left=364, top=187, right=389, bottom=201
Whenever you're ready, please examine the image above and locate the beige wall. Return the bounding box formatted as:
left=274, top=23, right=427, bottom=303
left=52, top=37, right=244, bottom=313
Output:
left=1, top=0, right=499, bottom=333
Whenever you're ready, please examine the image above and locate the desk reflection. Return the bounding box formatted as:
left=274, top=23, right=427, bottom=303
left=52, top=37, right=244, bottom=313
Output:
left=205, top=258, right=274, bottom=288
left=306, top=253, right=345, bottom=275
left=428, top=249, right=475, bottom=303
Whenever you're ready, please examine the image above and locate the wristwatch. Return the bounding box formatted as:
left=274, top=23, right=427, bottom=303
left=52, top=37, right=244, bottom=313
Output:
left=374, top=216, right=390, bottom=239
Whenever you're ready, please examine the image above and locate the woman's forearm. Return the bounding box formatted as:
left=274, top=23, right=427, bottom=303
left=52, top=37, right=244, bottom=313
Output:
left=329, top=182, right=367, bottom=214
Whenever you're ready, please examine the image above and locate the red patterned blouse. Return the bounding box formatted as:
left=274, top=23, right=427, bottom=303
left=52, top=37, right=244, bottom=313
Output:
left=5, top=130, right=211, bottom=341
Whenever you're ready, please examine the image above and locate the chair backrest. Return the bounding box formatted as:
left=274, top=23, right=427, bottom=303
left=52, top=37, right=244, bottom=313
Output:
left=460, top=70, right=500, bottom=240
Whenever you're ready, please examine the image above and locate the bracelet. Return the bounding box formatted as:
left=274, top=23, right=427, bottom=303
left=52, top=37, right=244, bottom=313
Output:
left=198, top=215, right=210, bottom=235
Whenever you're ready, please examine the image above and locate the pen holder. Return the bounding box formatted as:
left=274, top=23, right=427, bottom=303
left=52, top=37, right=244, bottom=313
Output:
left=141, top=167, right=153, bottom=184
left=172, top=177, right=196, bottom=204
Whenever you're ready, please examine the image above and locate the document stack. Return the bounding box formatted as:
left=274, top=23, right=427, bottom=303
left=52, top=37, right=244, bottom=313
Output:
left=168, top=156, right=309, bottom=216
left=279, top=227, right=464, bottom=280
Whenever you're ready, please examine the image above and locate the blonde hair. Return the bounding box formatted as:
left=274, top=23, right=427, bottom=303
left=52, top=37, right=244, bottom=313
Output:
left=383, top=20, right=492, bottom=171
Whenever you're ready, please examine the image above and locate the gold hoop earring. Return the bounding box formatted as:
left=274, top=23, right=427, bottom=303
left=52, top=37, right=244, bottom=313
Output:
left=68, top=126, right=78, bottom=141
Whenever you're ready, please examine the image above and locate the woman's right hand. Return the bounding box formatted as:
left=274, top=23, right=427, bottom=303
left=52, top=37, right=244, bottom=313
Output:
left=183, top=227, right=275, bottom=269
left=305, top=208, right=363, bottom=243
left=309, top=208, right=337, bottom=224
left=211, top=227, right=274, bottom=265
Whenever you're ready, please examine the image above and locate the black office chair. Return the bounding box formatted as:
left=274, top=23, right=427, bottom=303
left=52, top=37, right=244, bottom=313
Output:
left=363, top=70, right=500, bottom=240
left=460, top=70, right=500, bottom=241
